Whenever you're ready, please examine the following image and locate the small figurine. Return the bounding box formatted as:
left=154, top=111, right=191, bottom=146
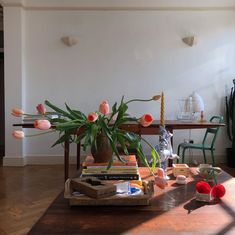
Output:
left=155, top=168, right=168, bottom=189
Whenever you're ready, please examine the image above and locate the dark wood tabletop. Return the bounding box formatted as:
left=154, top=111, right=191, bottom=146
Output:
left=27, top=168, right=235, bottom=235
left=14, top=119, right=225, bottom=131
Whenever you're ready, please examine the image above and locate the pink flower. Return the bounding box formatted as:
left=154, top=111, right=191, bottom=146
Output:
left=12, top=130, right=25, bottom=139
left=99, top=101, right=110, bottom=115
left=196, top=181, right=211, bottom=194
left=36, top=104, right=46, bottom=114
left=87, top=112, right=98, bottom=122
left=11, top=108, right=24, bottom=117
left=34, top=120, right=51, bottom=130
left=140, top=113, right=154, bottom=127
left=211, top=184, right=226, bottom=198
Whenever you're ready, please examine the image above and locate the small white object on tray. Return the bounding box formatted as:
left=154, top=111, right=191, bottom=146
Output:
left=176, top=175, right=187, bottom=184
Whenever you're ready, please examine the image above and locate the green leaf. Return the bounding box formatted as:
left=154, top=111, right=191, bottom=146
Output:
left=45, top=100, right=75, bottom=120
left=136, top=147, right=149, bottom=167
left=72, top=110, right=87, bottom=120
left=116, top=133, right=129, bottom=156
left=107, top=157, right=114, bottom=170
left=82, top=132, right=91, bottom=151
left=51, top=132, right=71, bottom=147
left=150, top=148, right=158, bottom=171
left=65, top=103, right=85, bottom=120
left=55, top=123, right=81, bottom=131
left=49, top=118, right=67, bottom=124
left=113, top=117, right=136, bottom=128
left=112, top=102, right=117, bottom=113
left=75, top=132, right=86, bottom=144
left=89, top=124, right=99, bottom=146
left=105, top=135, right=124, bottom=168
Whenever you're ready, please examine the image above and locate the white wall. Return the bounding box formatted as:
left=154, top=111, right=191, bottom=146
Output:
left=3, top=0, right=235, bottom=165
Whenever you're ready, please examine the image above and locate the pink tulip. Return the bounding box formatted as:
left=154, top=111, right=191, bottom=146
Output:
left=140, top=113, right=154, bottom=127
left=36, top=104, right=46, bottom=114
left=87, top=112, right=98, bottom=122
left=99, top=101, right=110, bottom=115
left=11, top=108, right=24, bottom=117
left=12, top=130, right=25, bottom=139
left=34, top=120, right=51, bottom=130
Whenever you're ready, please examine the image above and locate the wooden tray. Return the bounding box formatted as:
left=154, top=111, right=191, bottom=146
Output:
left=64, top=179, right=154, bottom=206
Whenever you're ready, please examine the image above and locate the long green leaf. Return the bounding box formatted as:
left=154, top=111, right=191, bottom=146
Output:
left=116, top=133, right=129, bottom=155
left=150, top=148, right=158, bottom=171
left=137, top=147, right=149, bottom=167
left=75, top=132, right=86, bottom=144
left=65, top=103, right=87, bottom=121
left=51, top=132, right=71, bottom=147
left=45, top=100, right=75, bottom=120
left=49, top=118, right=67, bottom=124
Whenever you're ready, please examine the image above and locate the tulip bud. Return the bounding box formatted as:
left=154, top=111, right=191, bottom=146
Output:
left=11, top=108, right=24, bottom=117
left=87, top=112, right=98, bottom=122
left=152, top=95, right=161, bottom=101
left=36, top=104, right=46, bottom=114
left=12, top=130, right=25, bottom=139
left=99, top=101, right=110, bottom=115
left=34, top=120, right=51, bottom=130
left=140, top=113, right=154, bottom=127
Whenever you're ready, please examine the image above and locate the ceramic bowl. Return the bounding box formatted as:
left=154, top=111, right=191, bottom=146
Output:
left=198, top=164, right=222, bottom=179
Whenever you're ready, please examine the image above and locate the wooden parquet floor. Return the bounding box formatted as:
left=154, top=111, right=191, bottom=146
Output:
left=0, top=165, right=77, bottom=235
left=0, top=164, right=234, bottom=235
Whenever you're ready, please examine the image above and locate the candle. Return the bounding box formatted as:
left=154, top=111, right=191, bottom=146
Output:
left=160, top=91, right=165, bottom=126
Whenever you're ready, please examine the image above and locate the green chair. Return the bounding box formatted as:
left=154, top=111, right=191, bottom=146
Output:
left=177, top=115, right=223, bottom=166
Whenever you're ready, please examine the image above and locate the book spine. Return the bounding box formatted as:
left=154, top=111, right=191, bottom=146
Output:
left=81, top=174, right=139, bottom=180
left=82, top=168, right=138, bottom=173
left=82, top=155, right=138, bottom=167
left=82, top=162, right=137, bottom=167
left=86, top=165, right=137, bottom=169
left=82, top=171, right=138, bottom=174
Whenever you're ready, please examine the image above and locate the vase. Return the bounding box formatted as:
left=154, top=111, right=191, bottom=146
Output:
left=91, top=132, right=113, bottom=163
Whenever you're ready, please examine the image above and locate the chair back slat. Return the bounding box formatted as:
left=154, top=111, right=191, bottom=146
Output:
left=207, top=128, right=217, bottom=134
left=202, top=115, right=223, bottom=148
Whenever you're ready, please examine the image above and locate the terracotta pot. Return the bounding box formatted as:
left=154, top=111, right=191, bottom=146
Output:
left=91, top=132, right=113, bottom=163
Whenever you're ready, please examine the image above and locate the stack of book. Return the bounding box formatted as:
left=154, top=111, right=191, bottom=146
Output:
left=81, top=155, right=140, bottom=180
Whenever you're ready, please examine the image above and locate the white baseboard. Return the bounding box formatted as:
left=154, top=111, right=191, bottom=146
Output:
left=3, top=156, right=26, bottom=166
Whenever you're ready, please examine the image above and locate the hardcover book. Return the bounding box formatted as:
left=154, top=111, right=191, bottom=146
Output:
left=82, top=155, right=138, bottom=167
left=81, top=155, right=140, bottom=180
left=81, top=173, right=140, bottom=180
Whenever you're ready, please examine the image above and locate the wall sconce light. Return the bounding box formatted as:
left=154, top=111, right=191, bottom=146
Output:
left=182, top=36, right=197, bottom=47
left=61, top=36, right=79, bottom=47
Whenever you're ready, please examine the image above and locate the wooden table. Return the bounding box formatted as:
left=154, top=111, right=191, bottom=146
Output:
left=14, top=120, right=225, bottom=181
left=27, top=168, right=235, bottom=235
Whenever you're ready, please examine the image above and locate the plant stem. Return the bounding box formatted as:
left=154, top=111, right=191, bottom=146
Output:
left=140, top=136, right=161, bottom=170
left=125, top=98, right=153, bottom=105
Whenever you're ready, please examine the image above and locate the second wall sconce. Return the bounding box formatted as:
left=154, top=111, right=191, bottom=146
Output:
left=182, top=36, right=197, bottom=47
left=61, top=36, right=79, bottom=47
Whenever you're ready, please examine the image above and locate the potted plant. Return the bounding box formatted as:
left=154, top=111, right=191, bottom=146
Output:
left=12, top=95, right=161, bottom=171
left=225, top=79, right=235, bottom=167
